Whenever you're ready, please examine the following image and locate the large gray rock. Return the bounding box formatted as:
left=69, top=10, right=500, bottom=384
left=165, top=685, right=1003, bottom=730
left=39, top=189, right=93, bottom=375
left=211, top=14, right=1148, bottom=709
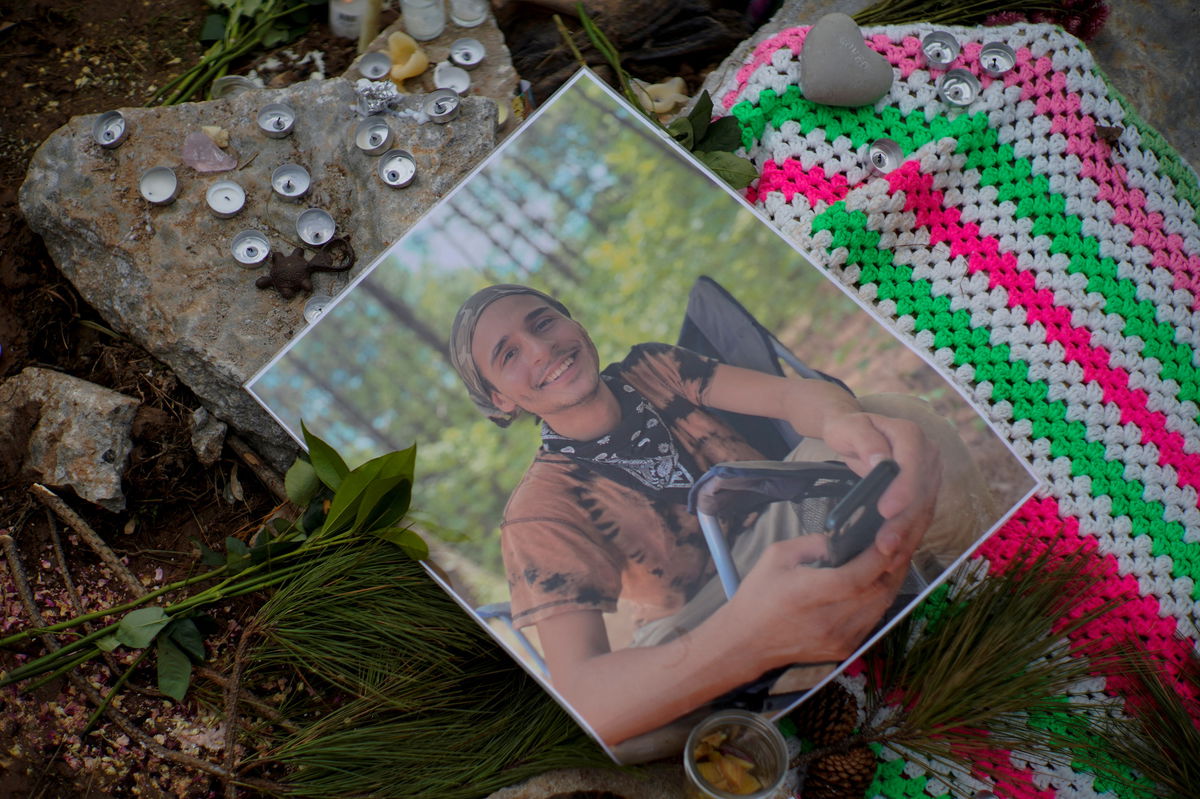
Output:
left=0, top=368, right=138, bottom=511
left=19, top=78, right=498, bottom=468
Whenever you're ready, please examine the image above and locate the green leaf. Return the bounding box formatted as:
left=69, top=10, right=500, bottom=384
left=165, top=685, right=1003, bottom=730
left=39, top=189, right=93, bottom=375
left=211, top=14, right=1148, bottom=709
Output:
left=697, top=150, right=758, bottom=190
left=95, top=634, right=122, bottom=653
left=226, top=536, right=251, bottom=575
left=685, top=90, right=714, bottom=143
left=166, top=618, right=206, bottom=662
left=354, top=445, right=417, bottom=531
left=320, top=445, right=415, bottom=537
left=157, top=637, right=192, bottom=702
left=262, top=24, right=288, bottom=48
left=370, top=528, right=429, bottom=560
left=116, top=607, right=170, bottom=649
left=695, top=116, right=743, bottom=153
left=666, top=117, right=694, bottom=150
left=285, top=458, right=321, bottom=507
left=193, top=536, right=225, bottom=567
left=249, top=538, right=302, bottom=565
left=302, top=421, right=349, bottom=492
left=199, top=12, right=227, bottom=43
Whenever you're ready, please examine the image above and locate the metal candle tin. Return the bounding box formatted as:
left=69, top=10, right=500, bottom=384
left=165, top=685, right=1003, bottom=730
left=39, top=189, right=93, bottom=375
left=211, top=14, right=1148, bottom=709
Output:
left=139, top=167, right=178, bottom=205
left=231, top=229, right=271, bottom=266
left=354, top=118, right=392, bottom=155
left=297, top=208, right=336, bottom=246
left=211, top=75, right=258, bottom=99
left=921, top=31, right=960, bottom=68
left=271, top=164, right=311, bottom=201
left=257, top=102, right=296, bottom=138
left=304, top=294, right=333, bottom=324
left=377, top=149, right=417, bottom=188
left=448, top=38, right=485, bottom=70
left=433, top=62, right=471, bottom=95
left=979, top=41, right=1016, bottom=77
left=424, top=89, right=462, bottom=123
left=206, top=180, right=246, bottom=218
left=358, top=51, right=392, bottom=80
left=867, top=138, right=903, bottom=175
left=938, top=68, right=982, bottom=106
left=93, top=111, right=128, bottom=149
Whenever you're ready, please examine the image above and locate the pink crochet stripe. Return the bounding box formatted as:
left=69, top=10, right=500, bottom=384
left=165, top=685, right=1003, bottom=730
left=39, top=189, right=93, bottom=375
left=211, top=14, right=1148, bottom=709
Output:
left=748, top=158, right=851, bottom=207
left=720, top=26, right=809, bottom=110
left=980, top=495, right=1200, bottom=705
left=1015, top=52, right=1200, bottom=306
left=884, top=161, right=1200, bottom=493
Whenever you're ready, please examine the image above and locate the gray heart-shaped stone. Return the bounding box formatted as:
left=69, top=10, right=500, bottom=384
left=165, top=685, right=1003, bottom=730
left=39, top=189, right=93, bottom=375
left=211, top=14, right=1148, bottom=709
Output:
left=800, top=13, right=894, bottom=107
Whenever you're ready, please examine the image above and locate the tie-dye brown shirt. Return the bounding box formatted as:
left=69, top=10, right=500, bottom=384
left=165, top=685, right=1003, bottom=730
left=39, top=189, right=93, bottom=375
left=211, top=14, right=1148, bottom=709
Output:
left=501, top=343, right=763, bottom=630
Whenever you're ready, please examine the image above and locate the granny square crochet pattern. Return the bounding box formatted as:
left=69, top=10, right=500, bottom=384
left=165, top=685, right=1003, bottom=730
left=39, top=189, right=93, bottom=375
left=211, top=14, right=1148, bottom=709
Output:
left=709, top=21, right=1200, bottom=799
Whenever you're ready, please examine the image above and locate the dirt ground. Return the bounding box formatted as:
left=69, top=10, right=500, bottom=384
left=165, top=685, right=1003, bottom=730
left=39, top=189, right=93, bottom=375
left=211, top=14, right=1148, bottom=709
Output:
left=0, top=2, right=363, bottom=796
left=0, top=1, right=752, bottom=794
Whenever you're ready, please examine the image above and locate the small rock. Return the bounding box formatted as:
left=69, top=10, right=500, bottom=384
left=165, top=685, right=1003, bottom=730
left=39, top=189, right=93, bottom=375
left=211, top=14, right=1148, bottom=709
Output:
left=190, top=407, right=228, bottom=467
left=0, top=368, right=138, bottom=511
left=800, top=12, right=893, bottom=107
left=181, top=130, right=237, bottom=172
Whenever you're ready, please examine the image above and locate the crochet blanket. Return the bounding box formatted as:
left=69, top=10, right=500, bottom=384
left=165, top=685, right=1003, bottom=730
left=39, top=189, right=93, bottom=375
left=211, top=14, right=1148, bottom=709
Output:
left=710, top=22, right=1200, bottom=799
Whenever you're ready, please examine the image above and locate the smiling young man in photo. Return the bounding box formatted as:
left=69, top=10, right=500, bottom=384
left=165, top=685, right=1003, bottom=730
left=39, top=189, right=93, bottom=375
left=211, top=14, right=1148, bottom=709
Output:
left=450, top=283, right=995, bottom=749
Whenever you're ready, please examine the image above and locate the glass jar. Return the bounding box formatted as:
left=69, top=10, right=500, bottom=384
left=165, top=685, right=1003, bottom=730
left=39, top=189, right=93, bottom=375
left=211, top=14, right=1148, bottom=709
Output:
left=449, top=0, right=488, bottom=27
left=400, top=0, right=445, bottom=41
left=683, top=710, right=790, bottom=799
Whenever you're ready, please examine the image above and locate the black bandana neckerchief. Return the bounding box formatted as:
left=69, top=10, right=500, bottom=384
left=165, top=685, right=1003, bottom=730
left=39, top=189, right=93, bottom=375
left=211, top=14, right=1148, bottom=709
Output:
left=541, top=374, right=695, bottom=496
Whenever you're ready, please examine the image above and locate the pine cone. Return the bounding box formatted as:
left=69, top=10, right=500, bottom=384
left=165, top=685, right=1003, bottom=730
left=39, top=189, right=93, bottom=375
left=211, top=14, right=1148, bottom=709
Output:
left=803, top=745, right=878, bottom=799
left=787, top=681, right=858, bottom=746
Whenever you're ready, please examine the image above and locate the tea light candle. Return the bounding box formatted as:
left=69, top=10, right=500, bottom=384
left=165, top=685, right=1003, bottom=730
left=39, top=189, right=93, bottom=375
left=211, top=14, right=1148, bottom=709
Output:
left=257, top=102, right=296, bottom=138
left=231, top=229, right=271, bottom=266
left=433, top=62, right=471, bottom=95
left=377, top=149, right=417, bottom=188
left=358, top=51, right=392, bottom=80
left=206, top=180, right=246, bottom=218
left=139, top=167, right=178, bottom=205
left=354, top=118, right=392, bottom=155
left=449, top=38, right=485, bottom=70
left=424, top=89, right=461, bottom=123
left=867, top=138, right=903, bottom=175
left=938, top=69, right=981, bottom=107
left=304, top=294, right=333, bottom=324
left=93, top=111, right=128, bottom=149
left=979, top=41, right=1016, bottom=77
left=271, top=164, right=311, bottom=201
left=921, top=31, right=960, bottom=68
left=211, top=75, right=258, bottom=99
left=297, top=208, right=336, bottom=246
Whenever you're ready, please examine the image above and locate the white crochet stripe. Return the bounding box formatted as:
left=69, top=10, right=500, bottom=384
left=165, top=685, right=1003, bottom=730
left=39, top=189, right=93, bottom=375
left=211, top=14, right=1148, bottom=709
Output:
left=831, top=174, right=1200, bottom=639
left=747, top=74, right=1200, bottom=463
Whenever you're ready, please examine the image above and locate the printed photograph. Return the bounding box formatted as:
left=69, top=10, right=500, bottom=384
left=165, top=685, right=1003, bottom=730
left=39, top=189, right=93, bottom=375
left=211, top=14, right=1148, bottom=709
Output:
left=246, top=70, right=1039, bottom=762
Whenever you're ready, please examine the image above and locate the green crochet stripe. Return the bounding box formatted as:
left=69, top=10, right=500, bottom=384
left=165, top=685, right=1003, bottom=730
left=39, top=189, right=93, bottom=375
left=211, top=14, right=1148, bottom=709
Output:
left=731, top=91, right=1200, bottom=409
left=1026, top=700, right=1157, bottom=799
left=810, top=203, right=1197, bottom=596
left=867, top=751, right=951, bottom=799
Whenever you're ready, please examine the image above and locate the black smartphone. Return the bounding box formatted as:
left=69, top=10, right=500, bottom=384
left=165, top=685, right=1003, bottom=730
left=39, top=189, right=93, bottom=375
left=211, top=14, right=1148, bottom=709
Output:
left=823, top=459, right=899, bottom=566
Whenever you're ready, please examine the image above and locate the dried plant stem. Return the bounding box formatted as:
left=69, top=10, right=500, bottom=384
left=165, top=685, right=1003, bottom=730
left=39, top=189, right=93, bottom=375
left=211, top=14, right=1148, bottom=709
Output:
left=228, top=436, right=290, bottom=504
left=31, top=483, right=143, bottom=595
left=553, top=14, right=587, bottom=68
left=1, top=532, right=38, bottom=621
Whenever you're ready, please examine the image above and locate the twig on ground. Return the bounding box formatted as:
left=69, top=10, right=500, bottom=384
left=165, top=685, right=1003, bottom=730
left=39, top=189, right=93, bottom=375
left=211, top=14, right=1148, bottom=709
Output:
left=30, top=484, right=143, bottom=595
left=227, top=436, right=290, bottom=505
